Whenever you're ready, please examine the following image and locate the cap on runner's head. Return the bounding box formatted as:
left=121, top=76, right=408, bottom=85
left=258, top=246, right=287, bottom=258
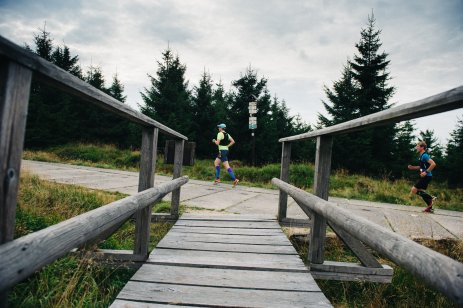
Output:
left=217, top=123, right=226, bottom=129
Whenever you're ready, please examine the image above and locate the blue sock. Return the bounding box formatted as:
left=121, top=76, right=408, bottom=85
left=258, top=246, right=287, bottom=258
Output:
left=227, top=168, right=236, bottom=181
left=215, top=166, right=220, bottom=179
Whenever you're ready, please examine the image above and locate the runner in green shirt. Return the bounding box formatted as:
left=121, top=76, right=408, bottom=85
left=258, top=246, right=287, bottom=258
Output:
left=212, top=123, right=239, bottom=187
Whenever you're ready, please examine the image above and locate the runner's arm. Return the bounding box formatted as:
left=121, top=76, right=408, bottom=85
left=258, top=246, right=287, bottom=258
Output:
left=228, top=137, right=235, bottom=147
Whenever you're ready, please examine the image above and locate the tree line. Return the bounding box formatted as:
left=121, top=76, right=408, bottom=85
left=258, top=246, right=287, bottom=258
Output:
left=23, top=18, right=462, bottom=187
left=24, top=26, right=314, bottom=164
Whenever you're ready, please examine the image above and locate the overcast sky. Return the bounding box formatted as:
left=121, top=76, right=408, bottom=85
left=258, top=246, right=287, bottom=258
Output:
left=1, top=0, right=462, bottom=145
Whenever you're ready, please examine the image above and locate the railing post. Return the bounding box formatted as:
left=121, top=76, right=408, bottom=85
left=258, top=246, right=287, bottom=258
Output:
left=0, top=60, right=32, bottom=307
left=0, top=60, right=32, bottom=243
left=278, top=142, right=291, bottom=222
left=308, top=135, right=332, bottom=264
left=134, top=127, right=158, bottom=258
left=171, top=139, right=184, bottom=218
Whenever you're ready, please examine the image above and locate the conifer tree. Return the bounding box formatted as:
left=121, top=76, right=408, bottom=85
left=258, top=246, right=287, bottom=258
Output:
left=318, top=13, right=396, bottom=175
left=140, top=48, right=192, bottom=138
left=228, top=67, right=268, bottom=164
left=391, top=121, right=416, bottom=178
left=445, top=118, right=463, bottom=187
left=318, top=62, right=358, bottom=126
left=25, top=27, right=82, bottom=147
left=52, top=46, right=82, bottom=78
left=212, top=82, right=231, bottom=126
left=419, top=129, right=444, bottom=162
left=350, top=13, right=396, bottom=173
left=191, top=71, right=216, bottom=158
left=108, top=73, right=127, bottom=103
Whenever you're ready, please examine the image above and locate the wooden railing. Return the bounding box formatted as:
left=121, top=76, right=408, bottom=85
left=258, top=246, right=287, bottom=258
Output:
left=276, top=86, right=463, bottom=305
left=0, top=35, right=188, bottom=294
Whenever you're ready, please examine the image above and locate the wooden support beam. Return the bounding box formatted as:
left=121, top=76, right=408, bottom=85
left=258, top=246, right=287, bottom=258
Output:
left=134, top=127, right=158, bottom=259
left=278, top=142, right=291, bottom=221
left=171, top=140, right=184, bottom=218
left=310, top=261, right=393, bottom=283
left=0, top=60, right=32, bottom=244
left=328, top=221, right=382, bottom=268
left=151, top=213, right=177, bottom=223
left=308, top=135, right=332, bottom=264
left=279, top=217, right=310, bottom=228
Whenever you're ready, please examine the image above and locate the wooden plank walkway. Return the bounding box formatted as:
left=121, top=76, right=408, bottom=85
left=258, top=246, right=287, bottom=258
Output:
left=111, top=214, right=332, bottom=307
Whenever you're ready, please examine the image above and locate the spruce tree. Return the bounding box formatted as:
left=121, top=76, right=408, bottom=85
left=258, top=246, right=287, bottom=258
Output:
left=445, top=118, right=463, bottom=187
left=350, top=13, right=396, bottom=173
left=108, top=73, right=127, bottom=102
left=212, top=81, right=231, bottom=127
left=25, top=28, right=82, bottom=148
left=318, top=13, right=396, bottom=175
left=52, top=46, right=82, bottom=78
left=140, top=48, right=192, bottom=138
left=191, top=71, right=216, bottom=158
left=318, top=62, right=358, bottom=126
left=391, top=121, right=416, bottom=178
left=419, top=129, right=444, bottom=163
left=228, top=67, right=268, bottom=164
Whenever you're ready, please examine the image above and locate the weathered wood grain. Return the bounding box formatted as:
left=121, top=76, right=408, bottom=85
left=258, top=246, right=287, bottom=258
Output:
left=134, top=127, right=158, bottom=258
left=170, top=225, right=283, bottom=236
left=174, top=219, right=281, bottom=229
left=129, top=264, right=321, bottom=291
left=279, top=217, right=311, bottom=228
left=0, top=60, right=32, bottom=244
left=309, top=135, right=332, bottom=264
left=161, top=232, right=292, bottom=245
left=147, top=248, right=307, bottom=271
left=310, top=261, right=393, bottom=275
left=111, top=215, right=332, bottom=307
left=171, top=140, right=184, bottom=217
left=279, top=85, right=463, bottom=142
left=180, top=213, right=275, bottom=221
left=156, top=240, right=298, bottom=254
left=0, top=176, right=188, bottom=292
left=311, top=271, right=392, bottom=283
left=328, top=221, right=382, bottom=268
left=0, top=35, right=187, bottom=139
left=278, top=142, right=291, bottom=221
left=114, top=281, right=331, bottom=307
left=272, top=178, right=463, bottom=305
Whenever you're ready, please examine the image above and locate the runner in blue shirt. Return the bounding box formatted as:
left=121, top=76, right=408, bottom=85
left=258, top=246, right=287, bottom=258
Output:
left=407, top=141, right=437, bottom=213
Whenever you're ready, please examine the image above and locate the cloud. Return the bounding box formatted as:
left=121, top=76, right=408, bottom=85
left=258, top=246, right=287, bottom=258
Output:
left=0, top=0, right=461, bottom=143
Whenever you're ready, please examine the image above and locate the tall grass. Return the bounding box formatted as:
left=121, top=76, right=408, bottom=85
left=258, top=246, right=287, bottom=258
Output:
left=288, top=233, right=462, bottom=307
left=9, top=173, right=173, bottom=307
left=24, top=143, right=463, bottom=211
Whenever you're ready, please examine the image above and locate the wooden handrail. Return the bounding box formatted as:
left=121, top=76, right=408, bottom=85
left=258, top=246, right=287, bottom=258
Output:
left=0, top=176, right=189, bottom=292
left=280, top=85, right=463, bottom=142
left=0, top=35, right=187, bottom=140
left=272, top=178, right=463, bottom=305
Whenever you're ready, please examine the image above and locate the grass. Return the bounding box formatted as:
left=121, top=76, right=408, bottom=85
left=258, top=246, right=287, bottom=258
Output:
left=24, top=143, right=463, bottom=212
left=9, top=155, right=463, bottom=307
left=288, top=233, right=463, bottom=307
left=9, top=173, right=174, bottom=307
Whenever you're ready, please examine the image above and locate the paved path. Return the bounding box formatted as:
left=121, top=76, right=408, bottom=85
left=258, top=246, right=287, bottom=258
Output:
left=22, top=160, right=463, bottom=240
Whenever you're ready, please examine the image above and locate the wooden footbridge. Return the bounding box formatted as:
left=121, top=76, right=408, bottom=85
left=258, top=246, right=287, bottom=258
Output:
left=1, top=35, right=463, bottom=307
left=112, top=214, right=331, bottom=307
